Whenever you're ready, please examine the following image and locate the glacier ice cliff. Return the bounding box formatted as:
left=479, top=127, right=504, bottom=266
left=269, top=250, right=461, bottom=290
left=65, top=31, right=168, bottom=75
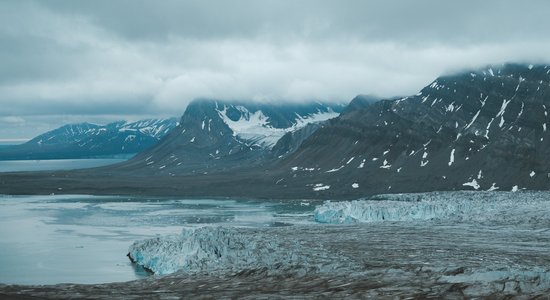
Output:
left=314, top=191, right=550, bottom=224
left=128, top=227, right=304, bottom=275
left=314, top=199, right=472, bottom=224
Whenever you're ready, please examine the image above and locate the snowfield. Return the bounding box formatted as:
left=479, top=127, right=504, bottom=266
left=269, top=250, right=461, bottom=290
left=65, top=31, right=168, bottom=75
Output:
left=216, top=105, right=339, bottom=148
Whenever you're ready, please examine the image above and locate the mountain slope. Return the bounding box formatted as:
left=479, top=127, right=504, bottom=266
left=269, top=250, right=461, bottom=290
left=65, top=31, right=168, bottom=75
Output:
left=271, top=63, right=550, bottom=197
left=0, top=118, right=178, bottom=160
left=271, top=95, right=380, bottom=158
left=112, top=99, right=344, bottom=174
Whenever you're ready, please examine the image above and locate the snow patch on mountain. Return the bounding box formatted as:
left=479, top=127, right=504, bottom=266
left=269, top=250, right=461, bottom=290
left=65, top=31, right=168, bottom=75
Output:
left=124, top=119, right=176, bottom=139
left=216, top=105, right=339, bottom=148
left=312, top=184, right=331, bottom=191
left=448, top=149, right=455, bottom=166
left=463, top=179, right=480, bottom=190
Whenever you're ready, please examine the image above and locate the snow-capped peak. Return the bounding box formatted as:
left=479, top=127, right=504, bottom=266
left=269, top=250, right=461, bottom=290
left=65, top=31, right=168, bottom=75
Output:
left=121, top=118, right=177, bottom=140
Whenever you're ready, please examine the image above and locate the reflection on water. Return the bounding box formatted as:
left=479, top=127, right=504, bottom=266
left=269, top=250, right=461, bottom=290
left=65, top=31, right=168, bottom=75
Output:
left=0, top=195, right=317, bottom=285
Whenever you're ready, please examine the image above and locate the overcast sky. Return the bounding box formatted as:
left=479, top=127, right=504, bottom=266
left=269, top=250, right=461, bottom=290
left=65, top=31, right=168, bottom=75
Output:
left=1, top=0, right=550, bottom=140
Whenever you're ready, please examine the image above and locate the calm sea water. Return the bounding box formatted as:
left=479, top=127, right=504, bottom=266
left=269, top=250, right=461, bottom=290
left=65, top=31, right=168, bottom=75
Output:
left=0, top=195, right=316, bottom=285
left=0, top=158, right=128, bottom=172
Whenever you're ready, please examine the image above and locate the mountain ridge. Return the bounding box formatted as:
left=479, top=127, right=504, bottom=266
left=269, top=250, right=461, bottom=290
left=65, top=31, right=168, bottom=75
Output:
left=0, top=118, right=178, bottom=160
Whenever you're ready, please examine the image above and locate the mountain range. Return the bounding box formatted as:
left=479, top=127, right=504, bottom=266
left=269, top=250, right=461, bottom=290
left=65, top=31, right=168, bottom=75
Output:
left=1, top=63, right=549, bottom=199
left=0, top=119, right=178, bottom=160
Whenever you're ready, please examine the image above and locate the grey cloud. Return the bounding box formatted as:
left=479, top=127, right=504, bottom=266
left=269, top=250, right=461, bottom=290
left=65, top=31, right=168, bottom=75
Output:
left=0, top=35, right=83, bottom=85
left=37, top=0, right=550, bottom=44
left=1, top=0, right=550, bottom=139
left=0, top=92, right=157, bottom=116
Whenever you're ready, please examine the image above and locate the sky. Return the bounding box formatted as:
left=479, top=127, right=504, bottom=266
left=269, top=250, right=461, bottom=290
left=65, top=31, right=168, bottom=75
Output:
left=1, top=0, right=550, bottom=140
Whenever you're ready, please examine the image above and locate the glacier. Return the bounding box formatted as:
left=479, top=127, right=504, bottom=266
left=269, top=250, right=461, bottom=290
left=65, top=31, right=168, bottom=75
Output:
left=314, top=199, right=472, bottom=224
left=121, top=191, right=550, bottom=298
left=128, top=226, right=303, bottom=275
left=314, top=191, right=550, bottom=224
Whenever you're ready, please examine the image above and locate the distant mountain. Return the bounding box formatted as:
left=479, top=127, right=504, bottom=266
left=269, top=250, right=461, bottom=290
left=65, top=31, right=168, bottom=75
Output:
left=0, top=118, right=178, bottom=160
left=112, top=100, right=344, bottom=174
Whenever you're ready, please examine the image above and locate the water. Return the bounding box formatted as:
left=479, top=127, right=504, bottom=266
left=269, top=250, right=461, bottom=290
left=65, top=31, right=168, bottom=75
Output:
left=0, top=195, right=317, bottom=285
left=0, top=158, right=128, bottom=172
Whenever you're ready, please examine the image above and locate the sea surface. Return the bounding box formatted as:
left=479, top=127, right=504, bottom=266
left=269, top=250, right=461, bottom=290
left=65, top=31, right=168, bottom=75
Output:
left=0, top=158, right=128, bottom=172
left=0, top=195, right=316, bottom=285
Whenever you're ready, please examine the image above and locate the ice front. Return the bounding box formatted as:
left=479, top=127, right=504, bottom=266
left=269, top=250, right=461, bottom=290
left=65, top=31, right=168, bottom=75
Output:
left=128, top=226, right=303, bottom=275
left=314, top=191, right=550, bottom=224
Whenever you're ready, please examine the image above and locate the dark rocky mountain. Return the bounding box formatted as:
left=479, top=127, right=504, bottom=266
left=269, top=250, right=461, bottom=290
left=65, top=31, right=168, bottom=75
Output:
left=271, top=95, right=380, bottom=158
left=341, top=94, right=381, bottom=114
left=0, top=118, right=177, bottom=160
left=270, top=63, right=550, bottom=198
left=111, top=99, right=344, bottom=174
left=271, top=123, right=323, bottom=158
